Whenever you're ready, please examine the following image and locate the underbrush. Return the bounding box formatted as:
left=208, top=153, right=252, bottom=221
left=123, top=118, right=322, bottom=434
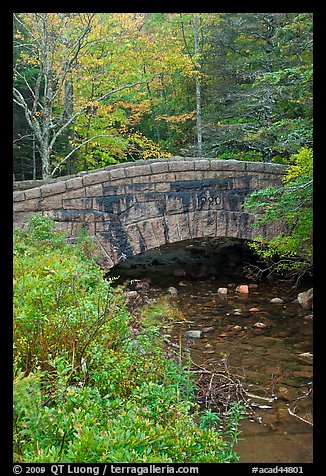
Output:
left=13, top=215, right=243, bottom=463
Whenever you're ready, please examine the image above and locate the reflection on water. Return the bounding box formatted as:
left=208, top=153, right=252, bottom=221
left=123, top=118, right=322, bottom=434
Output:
left=148, top=276, right=313, bottom=463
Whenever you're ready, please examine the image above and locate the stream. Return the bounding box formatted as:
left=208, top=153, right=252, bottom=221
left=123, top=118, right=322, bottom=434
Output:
left=111, top=240, right=313, bottom=463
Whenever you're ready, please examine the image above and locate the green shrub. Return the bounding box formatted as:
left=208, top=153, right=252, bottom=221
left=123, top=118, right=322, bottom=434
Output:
left=13, top=216, right=243, bottom=463
left=244, top=147, right=313, bottom=275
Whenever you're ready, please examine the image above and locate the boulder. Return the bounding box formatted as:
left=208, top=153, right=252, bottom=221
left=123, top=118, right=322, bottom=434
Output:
left=270, top=297, right=284, bottom=304
left=297, top=288, right=313, bottom=310
left=236, top=284, right=249, bottom=294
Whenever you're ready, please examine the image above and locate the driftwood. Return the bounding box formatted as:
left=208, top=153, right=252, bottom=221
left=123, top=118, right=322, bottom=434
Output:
left=191, top=359, right=246, bottom=411
left=287, top=387, right=313, bottom=426
left=163, top=336, right=272, bottom=422
left=162, top=312, right=313, bottom=427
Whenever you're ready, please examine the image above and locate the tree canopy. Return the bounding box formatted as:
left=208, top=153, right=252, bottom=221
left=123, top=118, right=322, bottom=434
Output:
left=13, top=12, right=312, bottom=180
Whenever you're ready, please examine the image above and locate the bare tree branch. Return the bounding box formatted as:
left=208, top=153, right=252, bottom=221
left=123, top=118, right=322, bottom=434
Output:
left=13, top=133, right=34, bottom=143
left=50, top=134, right=126, bottom=177
left=13, top=13, right=40, bottom=47
left=13, top=13, right=161, bottom=178
left=52, top=14, right=96, bottom=99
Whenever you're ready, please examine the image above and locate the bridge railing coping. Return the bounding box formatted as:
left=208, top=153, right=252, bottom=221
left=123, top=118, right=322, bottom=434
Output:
left=13, top=157, right=287, bottom=195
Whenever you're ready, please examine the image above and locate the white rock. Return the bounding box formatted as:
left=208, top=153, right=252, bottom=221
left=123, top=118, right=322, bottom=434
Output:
left=185, top=330, right=202, bottom=338
left=167, top=286, right=178, bottom=295
left=253, top=322, right=268, bottom=329
left=270, top=298, right=284, bottom=304
left=218, top=287, right=228, bottom=294
left=202, top=326, right=215, bottom=333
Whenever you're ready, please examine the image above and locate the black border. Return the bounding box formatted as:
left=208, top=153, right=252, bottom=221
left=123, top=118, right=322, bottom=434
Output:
left=6, top=3, right=321, bottom=474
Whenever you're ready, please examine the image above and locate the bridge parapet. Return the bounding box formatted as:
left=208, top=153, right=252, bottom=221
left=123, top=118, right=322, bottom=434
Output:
left=13, top=157, right=287, bottom=268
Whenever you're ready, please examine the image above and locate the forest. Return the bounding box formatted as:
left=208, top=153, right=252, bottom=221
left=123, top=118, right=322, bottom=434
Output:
left=13, top=13, right=312, bottom=180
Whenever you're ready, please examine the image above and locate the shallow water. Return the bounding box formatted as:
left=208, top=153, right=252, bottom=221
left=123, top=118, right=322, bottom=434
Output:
left=112, top=250, right=313, bottom=463
left=163, top=278, right=313, bottom=463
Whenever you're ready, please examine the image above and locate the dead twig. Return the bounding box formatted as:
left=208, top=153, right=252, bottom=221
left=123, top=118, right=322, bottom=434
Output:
left=287, top=386, right=313, bottom=426
left=287, top=407, right=313, bottom=426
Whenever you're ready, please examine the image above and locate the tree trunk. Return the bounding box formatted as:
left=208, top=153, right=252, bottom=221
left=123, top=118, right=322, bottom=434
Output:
left=40, top=145, right=51, bottom=179
left=64, top=72, right=75, bottom=174
left=194, top=13, right=203, bottom=157
left=20, top=155, right=25, bottom=181
left=32, top=133, right=36, bottom=179
left=160, top=74, right=172, bottom=143
left=39, top=14, right=54, bottom=179
left=144, top=66, right=161, bottom=142
left=262, top=14, right=275, bottom=163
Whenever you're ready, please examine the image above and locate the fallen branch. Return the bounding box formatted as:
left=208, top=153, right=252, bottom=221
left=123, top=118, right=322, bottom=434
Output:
left=287, top=407, right=313, bottom=426
left=287, top=386, right=313, bottom=426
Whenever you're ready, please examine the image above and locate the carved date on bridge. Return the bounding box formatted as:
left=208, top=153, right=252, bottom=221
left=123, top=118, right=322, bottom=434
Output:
left=197, top=190, right=222, bottom=210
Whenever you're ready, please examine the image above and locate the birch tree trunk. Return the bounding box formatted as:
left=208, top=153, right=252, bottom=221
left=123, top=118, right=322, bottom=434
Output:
left=41, top=15, right=53, bottom=179
left=194, top=13, right=203, bottom=157
left=32, top=133, right=36, bottom=179
left=64, top=71, right=75, bottom=174
left=13, top=13, right=96, bottom=179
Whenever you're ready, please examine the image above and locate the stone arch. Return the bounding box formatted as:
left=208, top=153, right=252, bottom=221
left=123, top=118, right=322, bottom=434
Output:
left=13, top=157, right=286, bottom=268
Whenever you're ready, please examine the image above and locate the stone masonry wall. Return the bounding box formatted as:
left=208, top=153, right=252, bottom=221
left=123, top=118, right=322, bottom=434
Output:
left=13, top=157, right=286, bottom=268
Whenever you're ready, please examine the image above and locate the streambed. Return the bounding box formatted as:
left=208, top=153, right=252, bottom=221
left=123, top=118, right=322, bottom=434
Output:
left=112, top=241, right=313, bottom=463
left=163, top=278, right=313, bottom=463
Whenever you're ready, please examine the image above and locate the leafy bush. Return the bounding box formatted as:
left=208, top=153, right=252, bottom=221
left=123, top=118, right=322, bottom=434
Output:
left=13, top=216, right=243, bottom=462
left=244, top=147, right=313, bottom=278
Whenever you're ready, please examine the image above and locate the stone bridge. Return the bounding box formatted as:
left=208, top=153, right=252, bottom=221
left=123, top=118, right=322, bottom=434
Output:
left=13, top=157, right=286, bottom=268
